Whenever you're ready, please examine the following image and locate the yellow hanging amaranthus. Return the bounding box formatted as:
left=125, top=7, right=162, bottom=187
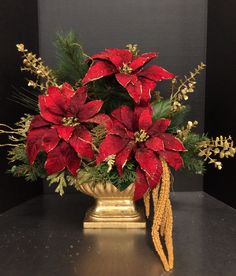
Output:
left=144, top=158, right=173, bottom=272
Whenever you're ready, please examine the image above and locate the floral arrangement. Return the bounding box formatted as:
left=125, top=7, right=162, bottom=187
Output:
left=1, top=33, right=235, bottom=271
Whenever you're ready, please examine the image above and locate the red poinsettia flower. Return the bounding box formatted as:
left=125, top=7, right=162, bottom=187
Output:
left=96, top=105, right=185, bottom=200
left=26, top=83, right=110, bottom=175
left=82, top=47, right=174, bottom=103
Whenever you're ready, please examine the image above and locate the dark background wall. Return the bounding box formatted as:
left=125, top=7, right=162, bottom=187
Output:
left=0, top=0, right=42, bottom=212
left=204, top=0, right=236, bottom=208
left=38, top=0, right=208, bottom=193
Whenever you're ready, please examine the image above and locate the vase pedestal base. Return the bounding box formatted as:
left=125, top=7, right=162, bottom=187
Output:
left=83, top=199, right=146, bottom=229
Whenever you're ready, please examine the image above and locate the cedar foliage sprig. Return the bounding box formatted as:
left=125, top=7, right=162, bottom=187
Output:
left=75, top=162, right=136, bottom=192
left=0, top=115, right=47, bottom=181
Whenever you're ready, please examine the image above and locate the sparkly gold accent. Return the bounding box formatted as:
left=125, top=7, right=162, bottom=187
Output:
left=126, top=43, right=139, bottom=56
left=134, top=129, right=149, bottom=143
left=177, top=120, right=198, bottom=141
left=62, top=117, right=80, bottom=126
left=151, top=158, right=173, bottom=272
left=171, top=62, right=206, bottom=112
left=198, top=135, right=236, bottom=170
left=0, top=114, right=32, bottom=148
left=16, top=43, right=57, bottom=91
left=120, top=63, right=133, bottom=74
left=77, top=182, right=146, bottom=229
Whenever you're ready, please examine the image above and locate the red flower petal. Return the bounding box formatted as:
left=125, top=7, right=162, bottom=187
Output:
left=107, top=49, right=133, bottom=69
left=44, top=143, right=66, bottom=174
left=96, top=135, right=128, bottom=163
left=115, top=73, right=132, bottom=87
left=45, top=86, right=67, bottom=115
left=84, top=113, right=113, bottom=130
left=69, top=126, right=94, bottom=160
left=133, top=104, right=152, bottom=127
left=92, top=48, right=133, bottom=69
left=39, top=96, right=62, bottom=125
left=82, top=61, right=116, bottom=85
left=159, top=150, right=184, bottom=170
left=125, top=80, right=142, bottom=103
left=78, top=100, right=103, bottom=121
left=160, top=133, right=186, bottom=151
left=138, top=108, right=152, bottom=131
left=134, top=167, right=149, bottom=200
left=145, top=136, right=164, bottom=151
left=138, top=65, right=174, bottom=81
left=60, top=83, right=75, bottom=99
left=115, top=141, right=134, bottom=175
left=27, top=127, right=60, bottom=164
left=42, top=128, right=60, bottom=153
left=130, top=52, right=157, bottom=71
left=135, top=148, right=159, bottom=179
left=63, top=144, right=81, bottom=175
left=44, top=141, right=80, bottom=175
left=26, top=128, right=46, bottom=164
left=148, top=118, right=171, bottom=136
left=146, top=161, right=163, bottom=189
left=91, top=51, right=109, bottom=61
left=139, top=78, right=157, bottom=103
left=109, top=120, right=129, bottom=138
left=111, top=105, right=134, bottom=131
left=145, top=156, right=163, bottom=189
left=29, top=115, right=50, bottom=130
left=53, top=125, right=75, bottom=142
left=69, top=86, right=87, bottom=116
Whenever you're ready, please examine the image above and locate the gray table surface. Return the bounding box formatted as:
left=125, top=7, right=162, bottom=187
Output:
left=0, top=192, right=235, bottom=276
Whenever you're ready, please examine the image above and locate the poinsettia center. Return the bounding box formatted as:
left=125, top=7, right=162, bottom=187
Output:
left=134, top=129, right=149, bottom=143
left=62, top=117, right=80, bottom=126
left=120, top=63, right=133, bottom=74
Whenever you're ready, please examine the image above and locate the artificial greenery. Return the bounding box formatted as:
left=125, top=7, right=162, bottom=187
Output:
left=181, top=133, right=208, bottom=174
left=54, top=31, right=88, bottom=85
left=8, top=147, right=47, bottom=181
left=47, top=171, right=68, bottom=196
left=168, top=105, right=191, bottom=133
left=10, top=88, right=39, bottom=112
left=75, top=162, right=136, bottom=192
left=152, top=98, right=171, bottom=120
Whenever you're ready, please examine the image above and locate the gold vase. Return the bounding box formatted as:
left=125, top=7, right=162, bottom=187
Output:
left=77, top=182, right=146, bottom=229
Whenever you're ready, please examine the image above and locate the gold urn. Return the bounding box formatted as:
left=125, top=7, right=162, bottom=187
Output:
left=77, top=182, right=146, bottom=229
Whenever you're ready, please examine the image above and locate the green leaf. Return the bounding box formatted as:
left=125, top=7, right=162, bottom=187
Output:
left=152, top=99, right=171, bottom=120
left=168, top=106, right=190, bottom=133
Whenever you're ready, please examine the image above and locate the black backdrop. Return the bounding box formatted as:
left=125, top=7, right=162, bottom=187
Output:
left=0, top=0, right=42, bottom=212
left=205, top=0, right=236, bottom=208
left=0, top=0, right=235, bottom=211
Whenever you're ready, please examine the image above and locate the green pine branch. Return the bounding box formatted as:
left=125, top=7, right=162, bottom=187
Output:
left=181, top=133, right=208, bottom=174
left=54, top=31, right=89, bottom=85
